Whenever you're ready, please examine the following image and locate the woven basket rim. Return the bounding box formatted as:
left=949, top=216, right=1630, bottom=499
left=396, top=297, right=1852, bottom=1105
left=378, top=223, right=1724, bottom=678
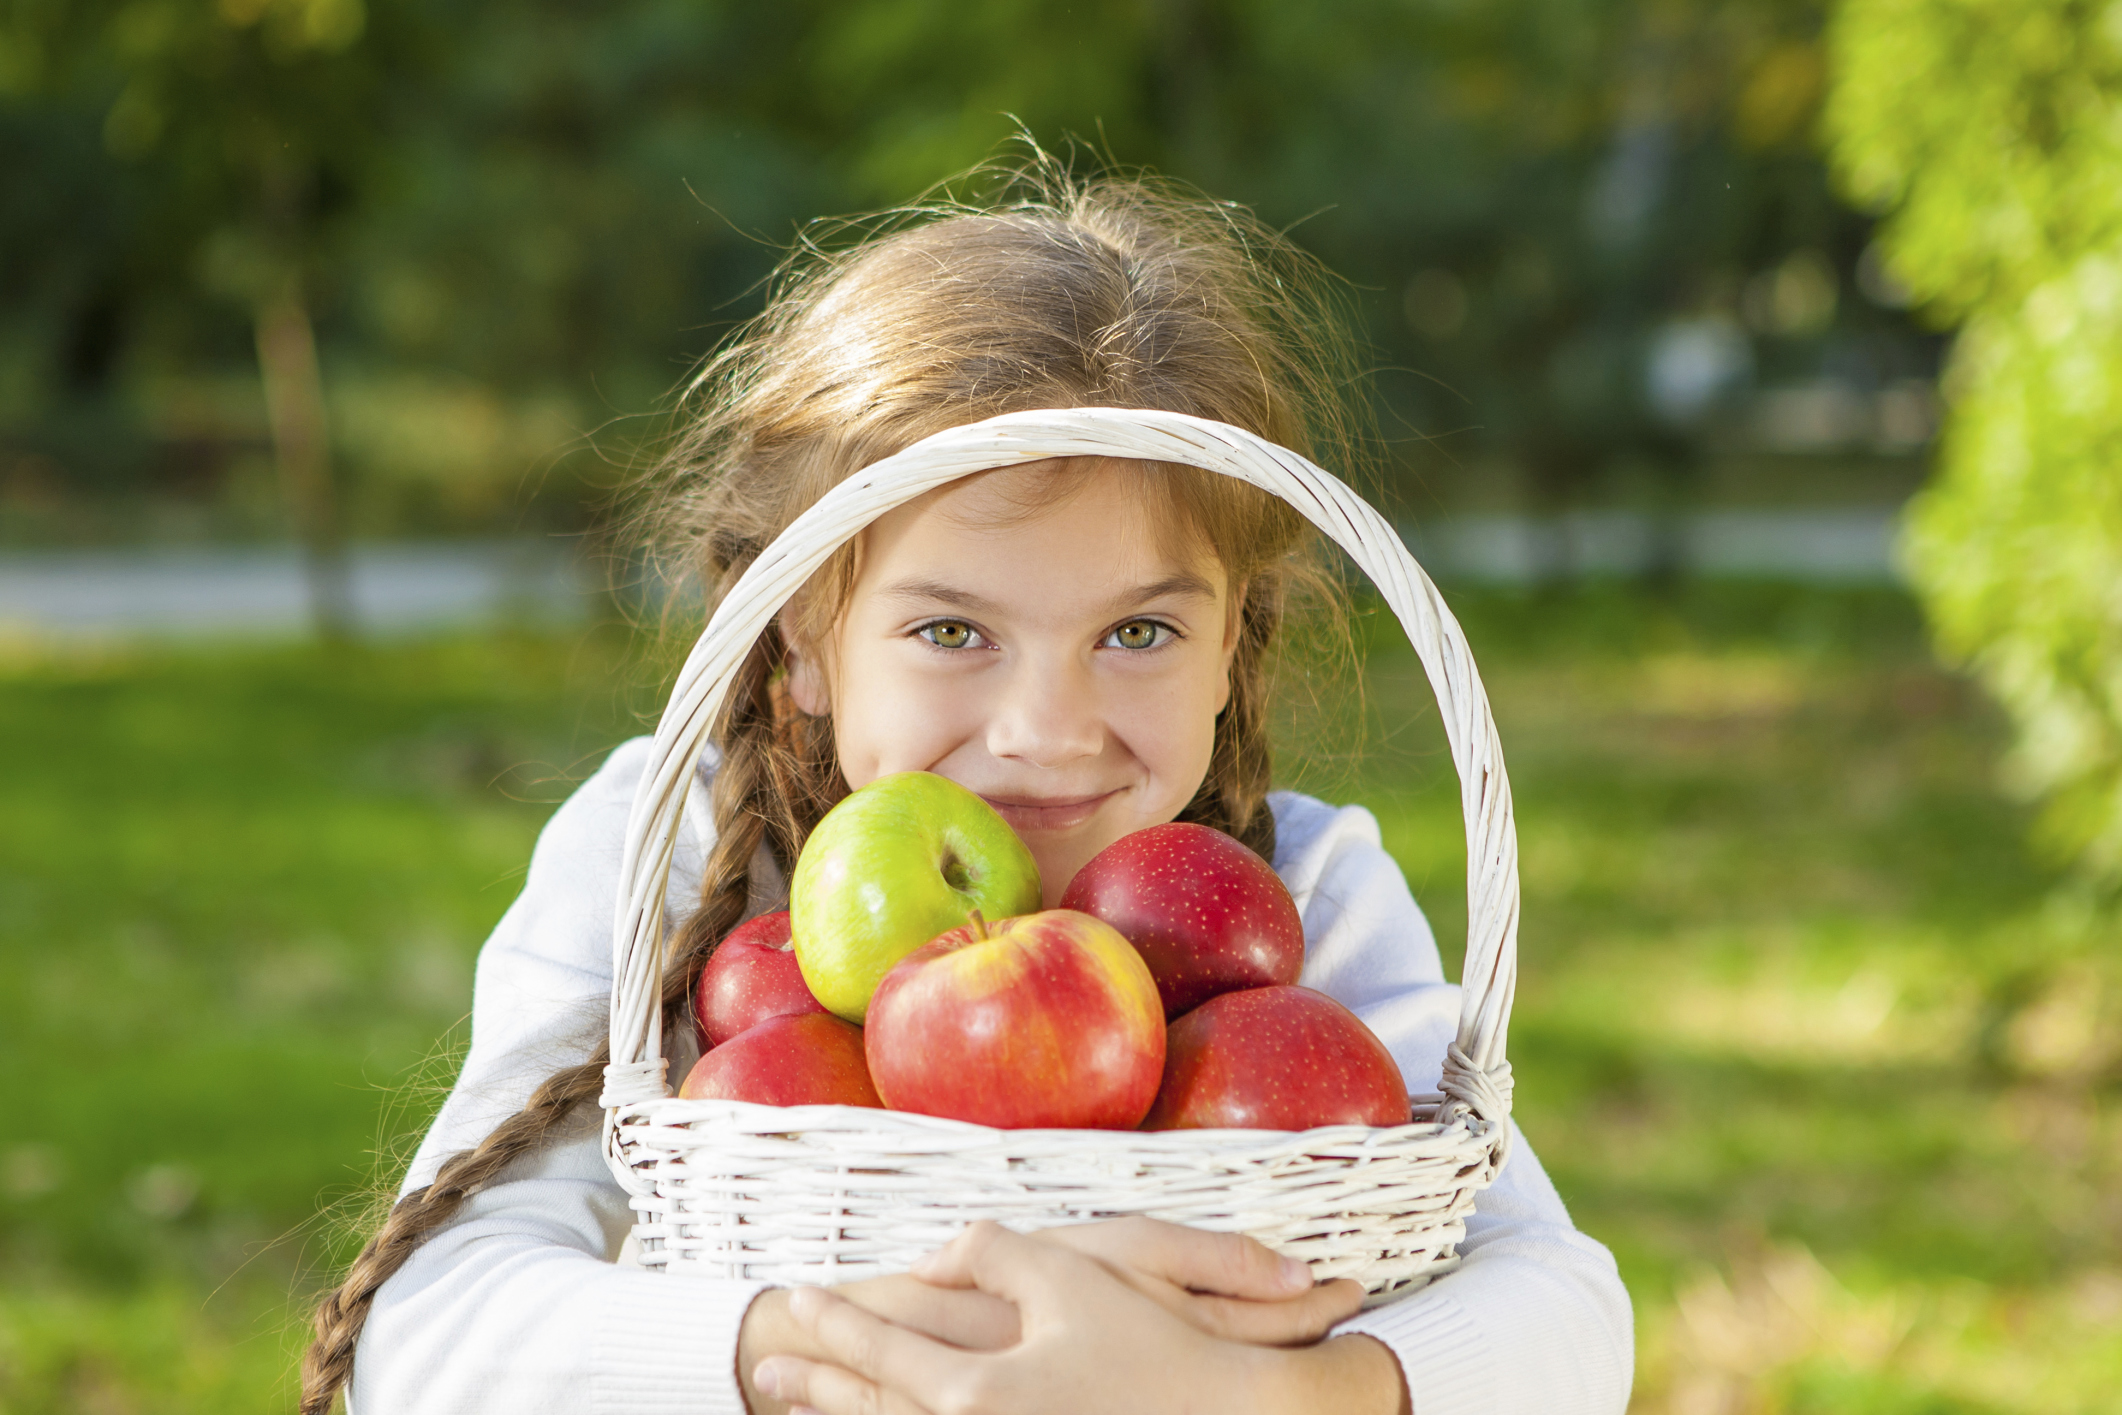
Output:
left=615, top=1095, right=1496, bottom=1145
left=599, top=406, right=1522, bottom=1148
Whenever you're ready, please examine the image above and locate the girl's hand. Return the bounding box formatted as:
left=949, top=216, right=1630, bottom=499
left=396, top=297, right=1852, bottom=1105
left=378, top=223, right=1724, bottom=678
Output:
left=736, top=1217, right=1357, bottom=1412
left=752, top=1221, right=1407, bottom=1415
left=1013, top=1216, right=1364, bottom=1346
left=738, top=1273, right=1017, bottom=1415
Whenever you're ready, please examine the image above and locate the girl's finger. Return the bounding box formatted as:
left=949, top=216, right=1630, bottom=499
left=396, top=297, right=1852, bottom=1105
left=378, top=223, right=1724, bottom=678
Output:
left=840, top=1274, right=1020, bottom=1350
left=1028, top=1217, right=1313, bottom=1300
left=883, top=1283, right=1019, bottom=1350
left=911, top=1220, right=1090, bottom=1315
left=1012, top=1220, right=1356, bottom=1345
left=1178, top=1277, right=1367, bottom=1346
left=785, top=1285, right=975, bottom=1400
left=752, top=1354, right=932, bottom=1415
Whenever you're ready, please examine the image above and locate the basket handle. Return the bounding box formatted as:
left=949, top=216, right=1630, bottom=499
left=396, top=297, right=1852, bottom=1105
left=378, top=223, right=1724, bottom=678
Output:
left=599, top=408, right=1519, bottom=1131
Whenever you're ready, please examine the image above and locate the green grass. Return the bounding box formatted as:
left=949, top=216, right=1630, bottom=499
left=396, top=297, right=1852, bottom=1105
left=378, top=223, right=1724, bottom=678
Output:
left=0, top=628, right=656, bottom=1412
left=2, top=588, right=2117, bottom=1413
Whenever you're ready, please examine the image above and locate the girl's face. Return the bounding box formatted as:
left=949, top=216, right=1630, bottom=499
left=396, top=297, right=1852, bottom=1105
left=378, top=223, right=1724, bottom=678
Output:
left=789, top=459, right=1240, bottom=907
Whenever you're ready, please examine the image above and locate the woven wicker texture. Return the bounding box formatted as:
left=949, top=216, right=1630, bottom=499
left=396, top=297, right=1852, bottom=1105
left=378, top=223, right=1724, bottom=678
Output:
left=600, top=408, right=1522, bottom=1299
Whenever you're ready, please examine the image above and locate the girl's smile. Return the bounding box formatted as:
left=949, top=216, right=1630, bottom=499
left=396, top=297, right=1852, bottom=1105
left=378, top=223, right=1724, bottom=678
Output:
left=786, top=457, right=1241, bottom=907
left=978, top=788, right=1124, bottom=835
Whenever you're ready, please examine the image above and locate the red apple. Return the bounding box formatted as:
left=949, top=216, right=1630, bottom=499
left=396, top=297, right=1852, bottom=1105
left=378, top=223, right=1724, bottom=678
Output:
left=677, top=1012, right=882, bottom=1107
left=1141, top=985, right=1408, bottom=1131
left=865, top=909, right=1165, bottom=1129
left=693, top=910, right=828, bottom=1049
left=1059, top=822, right=1305, bottom=1018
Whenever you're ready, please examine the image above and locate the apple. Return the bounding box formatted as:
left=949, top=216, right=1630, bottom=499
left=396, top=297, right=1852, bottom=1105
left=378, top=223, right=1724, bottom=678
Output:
left=864, top=909, right=1165, bottom=1129
left=791, top=771, right=1042, bottom=1022
left=1059, top=821, right=1305, bottom=1018
left=692, top=910, right=827, bottom=1049
left=676, top=1012, right=883, bottom=1108
left=1140, top=985, right=1408, bottom=1131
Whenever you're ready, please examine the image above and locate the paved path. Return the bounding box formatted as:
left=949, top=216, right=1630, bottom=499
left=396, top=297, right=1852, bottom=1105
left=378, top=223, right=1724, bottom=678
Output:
left=0, top=540, right=596, bottom=638
left=0, top=510, right=1903, bottom=639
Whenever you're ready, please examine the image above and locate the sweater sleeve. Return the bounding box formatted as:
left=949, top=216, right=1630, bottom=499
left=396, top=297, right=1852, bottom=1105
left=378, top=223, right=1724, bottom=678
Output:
left=350, top=737, right=768, bottom=1415
left=1272, top=793, right=1635, bottom=1415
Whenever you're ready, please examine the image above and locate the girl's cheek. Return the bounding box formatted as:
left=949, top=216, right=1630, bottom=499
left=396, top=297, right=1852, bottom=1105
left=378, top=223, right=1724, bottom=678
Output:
left=1113, top=674, right=1220, bottom=810
left=836, top=665, right=988, bottom=785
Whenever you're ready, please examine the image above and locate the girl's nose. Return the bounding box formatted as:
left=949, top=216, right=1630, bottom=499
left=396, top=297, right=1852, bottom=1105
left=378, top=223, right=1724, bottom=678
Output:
left=986, top=657, right=1103, bottom=769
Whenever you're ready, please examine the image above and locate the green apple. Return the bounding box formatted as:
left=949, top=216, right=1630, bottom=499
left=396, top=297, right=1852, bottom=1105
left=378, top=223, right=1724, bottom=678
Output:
left=790, top=772, right=1042, bottom=1022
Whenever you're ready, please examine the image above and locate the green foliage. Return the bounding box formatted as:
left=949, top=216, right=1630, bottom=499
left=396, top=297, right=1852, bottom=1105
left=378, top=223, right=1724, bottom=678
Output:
left=1825, top=0, right=2122, bottom=883
left=1, top=0, right=1916, bottom=538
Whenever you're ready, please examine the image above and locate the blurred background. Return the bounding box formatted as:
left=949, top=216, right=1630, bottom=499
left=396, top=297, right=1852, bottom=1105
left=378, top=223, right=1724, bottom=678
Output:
left=4, top=1, right=2119, bottom=1411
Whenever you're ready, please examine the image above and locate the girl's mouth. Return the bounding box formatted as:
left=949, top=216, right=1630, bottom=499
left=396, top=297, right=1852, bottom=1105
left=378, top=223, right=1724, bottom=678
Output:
left=979, top=790, right=1119, bottom=833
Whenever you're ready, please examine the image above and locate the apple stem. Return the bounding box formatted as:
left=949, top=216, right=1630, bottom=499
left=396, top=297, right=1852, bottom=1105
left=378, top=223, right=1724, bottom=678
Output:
left=967, top=908, right=988, bottom=941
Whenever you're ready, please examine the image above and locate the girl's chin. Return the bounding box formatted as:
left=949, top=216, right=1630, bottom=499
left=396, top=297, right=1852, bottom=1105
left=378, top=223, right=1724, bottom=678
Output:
left=1030, top=841, right=1102, bottom=910
left=1016, top=811, right=1176, bottom=906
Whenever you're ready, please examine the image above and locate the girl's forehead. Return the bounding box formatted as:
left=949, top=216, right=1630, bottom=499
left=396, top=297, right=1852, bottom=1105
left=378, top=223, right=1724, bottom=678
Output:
left=870, top=458, right=1223, bottom=574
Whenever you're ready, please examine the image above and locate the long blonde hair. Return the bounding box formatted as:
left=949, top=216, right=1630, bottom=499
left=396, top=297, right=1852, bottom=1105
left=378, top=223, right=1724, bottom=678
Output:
left=301, top=153, right=1366, bottom=1412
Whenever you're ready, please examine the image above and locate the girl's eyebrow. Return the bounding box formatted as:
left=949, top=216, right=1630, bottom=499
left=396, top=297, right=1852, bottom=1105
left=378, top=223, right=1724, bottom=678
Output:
left=878, top=572, right=1218, bottom=615
left=1095, top=571, right=1220, bottom=613
left=877, top=578, right=1002, bottom=614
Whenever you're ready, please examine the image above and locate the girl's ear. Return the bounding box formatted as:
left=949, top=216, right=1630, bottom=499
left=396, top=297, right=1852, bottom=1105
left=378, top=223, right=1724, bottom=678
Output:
left=782, top=632, right=831, bottom=717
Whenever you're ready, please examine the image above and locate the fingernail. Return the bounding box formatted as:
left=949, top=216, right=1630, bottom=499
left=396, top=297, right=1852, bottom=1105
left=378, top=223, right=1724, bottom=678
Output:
left=911, top=1249, right=939, bottom=1277
left=1280, top=1256, right=1313, bottom=1287
left=753, top=1361, right=783, bottom=1400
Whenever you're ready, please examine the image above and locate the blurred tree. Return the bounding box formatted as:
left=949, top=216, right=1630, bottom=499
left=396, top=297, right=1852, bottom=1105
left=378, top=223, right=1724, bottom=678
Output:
left=1825, top=0, right=2122, bottom=885
left=2, top=0, right=1923, bottom=589
left=1, top=0, right=419, bottom=632
left=744, top=0, right=1878, bottom=574
left=1149, top=0, right=1865, bottom=575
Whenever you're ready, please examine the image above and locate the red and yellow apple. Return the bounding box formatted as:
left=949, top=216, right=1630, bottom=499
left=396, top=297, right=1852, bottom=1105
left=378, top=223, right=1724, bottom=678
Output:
left=692, top=910, right=828, bottom=1049
left=792, top=772, right=1042, bottom=1022
left=1059, top=821, right=1305, bottom=1018
left=864, top=909, right=1165, bottom=1129
left=677, top=1012, right=883, bottom=1108
left=1141, top=985, right=1408, bottom=1131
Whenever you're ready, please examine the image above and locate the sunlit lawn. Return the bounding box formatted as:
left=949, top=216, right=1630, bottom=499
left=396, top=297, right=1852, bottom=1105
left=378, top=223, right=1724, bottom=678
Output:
left=2, top=586, right=2117, bottom=1413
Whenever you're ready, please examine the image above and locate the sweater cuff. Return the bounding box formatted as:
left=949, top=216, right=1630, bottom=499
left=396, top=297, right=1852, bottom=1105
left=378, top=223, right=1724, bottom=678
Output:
left=593, top=1270, right=770, bottom=1415
left=1334, top=1286, right=1497, bottom=1415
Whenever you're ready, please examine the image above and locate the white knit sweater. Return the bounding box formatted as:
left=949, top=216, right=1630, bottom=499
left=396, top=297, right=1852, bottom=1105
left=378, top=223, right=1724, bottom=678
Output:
left=351, top=738, right=1632, bottom=1413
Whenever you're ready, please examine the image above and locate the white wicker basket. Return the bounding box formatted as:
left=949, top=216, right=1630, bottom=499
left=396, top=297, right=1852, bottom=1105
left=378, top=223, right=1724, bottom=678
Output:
left=599, top=408, right=1521, bottom=1304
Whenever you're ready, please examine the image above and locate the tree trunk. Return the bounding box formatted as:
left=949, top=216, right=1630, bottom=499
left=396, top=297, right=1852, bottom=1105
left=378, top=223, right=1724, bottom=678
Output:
left=254, top=275, right=353, bottom=638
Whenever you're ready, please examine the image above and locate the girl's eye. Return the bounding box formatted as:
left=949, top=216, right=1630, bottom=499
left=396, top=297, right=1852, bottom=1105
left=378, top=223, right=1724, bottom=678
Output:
left=1104, top=620, right=1174, bottom=651
left=918, top=620, right=985, bottom=650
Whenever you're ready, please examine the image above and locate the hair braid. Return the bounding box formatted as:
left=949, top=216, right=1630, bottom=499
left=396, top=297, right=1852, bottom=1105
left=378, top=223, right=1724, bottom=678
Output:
left=300, top=635, right=842, bottom=1414
left=298, top=1052, right=607, bottom=1413
left=662, top=634, right=842, bottom=1006
left=1177, top=581, right=1284, bottom=863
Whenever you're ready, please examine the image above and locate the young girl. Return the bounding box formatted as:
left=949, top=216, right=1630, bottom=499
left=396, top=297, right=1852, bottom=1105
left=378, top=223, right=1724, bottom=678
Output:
left=302, top=168, right=1633, bottom=1415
